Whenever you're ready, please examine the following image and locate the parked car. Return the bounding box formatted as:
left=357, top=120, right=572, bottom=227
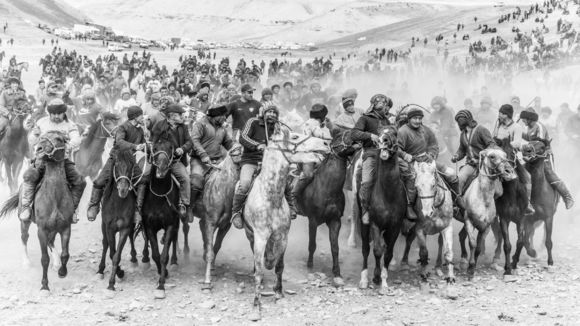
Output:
left=139, top=42, right=149, bottom=49
left=107, top=44, right=123, bottom=52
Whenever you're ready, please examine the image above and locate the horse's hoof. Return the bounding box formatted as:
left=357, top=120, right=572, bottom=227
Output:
left=459, top=258, right=469, bottom=271
left=153, top=289, right=166, bottom=299
left=333, top=277, right=345, bottom=288
left=378, top=286, right=391, bottom=296
left=435, top=268, right=444, bottom=278
left=545, top=265, right=555, bottom=273
left=492, top=262, right=504, bottom=272
left=503, top=274, right=517, bottom=283
left=168, top=264, right=178, bottom=272
left=58, top=266, right=68, bottom=278
left=274, top=291, right=285, bottom=301
left=201, top=282, right=213, bottom=291
left=359, top=280, right=368, bottom=289
left=248, top=310, right=261, bottom=321
left=445, top=277, right=456, bottom=285
left=399, top=262, right=410, bottom=271
left=103, top=289, right=116, bottom=299
left=39, top=289, right=50, bottom=297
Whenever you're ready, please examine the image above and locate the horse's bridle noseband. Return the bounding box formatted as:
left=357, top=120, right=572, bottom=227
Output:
left=38, top=135, right=66, bottom=161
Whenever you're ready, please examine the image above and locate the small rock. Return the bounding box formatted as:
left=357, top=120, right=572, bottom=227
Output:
left=261, top=291, right=275, bottom=297
left=315, top=272, right=327, bottom=280
left=165, top=283, right=176, bottom=289
left=238, top=282, right=245, bottom=289
left=285, top=289, right=297, bottom=295
left=395, top=300, right=405, bottom=305
left=211, top=317, right=221, bottom=323
left=351, top=306, right=368, bottom=314
left=129, top=300, right=144, bottom=311
left=175, top=314, right=185, bottom=318
left=537, top=311, right=547, bottom=316
left=445, top=288, right=459, bottom=300
left=72, top=288, right=82, bottom=294
left=307, top=273, right=317, bottom=281
left=486, top=286, right=494, bottom=291
left=236, top=287, right=243, bottom=294
left=198, top=300, right=216, bottom=309
left=88, top=248, right=97, bottom=254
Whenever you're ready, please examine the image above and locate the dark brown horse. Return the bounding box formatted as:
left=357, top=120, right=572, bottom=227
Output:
left=295, top=131, right=356, bottom=287
left=0, top=131, right=87, bottom=292
left=142, top=138, right=181, bottom=299
left=494, top=143, right=531, bottom=276
left=0, top=99, right=30, bottom=193
left=74, top=113, right=119, bottom=179
left=512, top=140, right=559, bottom=269
left=356, top=126, right=406, bottom=294
left=97, top=148, right=139, bottom=291
left=193, top=146, right=242, bottom=290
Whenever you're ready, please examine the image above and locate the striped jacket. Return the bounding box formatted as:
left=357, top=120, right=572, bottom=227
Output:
left=239, top=117, right=278, bottom=165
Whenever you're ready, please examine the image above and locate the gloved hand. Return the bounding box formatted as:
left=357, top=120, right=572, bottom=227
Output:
left=451, top=154, right=459, bottom=163
left=403, top=153, right=413, bottom=163
left=370, top=134, right=380, bottom=144
left=175, top=147, right=184, bottom=156
left=201, top=156, right=211, bottom=164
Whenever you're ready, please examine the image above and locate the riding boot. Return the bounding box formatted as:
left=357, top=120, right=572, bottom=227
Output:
left=64, top=160, right=87, bottom=224
left=231, top=192, right=248, bottom=229
left=404, top=179, right=418, bottom=221
left=134, top=184, right=147, bottom=225
left=87, top=186, right=105, bottom=222
left=70, top=181, right=87, bottom=224
left=285, top=181, right=298, bottom=220
left=189, top=187, right=202, bottom=223
left=524, top=183, right=535, bottom=215
left=359, top=182, right=372, bottom=225
left=553, top=181, right=575, bottom=209
left=291, top=175, right=313, bottom=216
left=18, top=180, right=37, bottom=222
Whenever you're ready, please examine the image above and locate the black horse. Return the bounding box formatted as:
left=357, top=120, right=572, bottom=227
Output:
left=355, top=126, right=406, bottom=294
left=97, top=148, right=139, bottom=291
left=0, top=100, right=30, bottom=193
left=142, top=138, right=181, bottom=299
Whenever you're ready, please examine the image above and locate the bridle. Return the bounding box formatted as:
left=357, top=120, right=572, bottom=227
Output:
left=38, top=135, right=67, bottom=161
left=478, top=155, right=511, bottom=178
left=522, top=143, right=549, bottom=163
left=113, top=161, right=136, bottom=190
left=151, top=145, right=174, bottom=168
left=268, top=134, right=328, bottom=164
left=418, top=169, right=447, bottom=210
left=98, top=119, right=117, bottom=138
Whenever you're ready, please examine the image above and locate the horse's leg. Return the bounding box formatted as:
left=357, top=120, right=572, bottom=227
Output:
left=474, top=226, right=490, bottom=271
left=97, top=222, right=108, bottom=277
left=401, top=230, right=416, bottom=270
left=250, top=235, right=267, bottom=321
left=379, top=226, right=399, bottom=295
left=524, top=219, right=537, bottom=258
left=307, top=218, right=317, bottom=270
left=371, top=224, right=384, bottom=285
left=416, top=228, right=430, bottom=281
left=169, top=232, right=178, bottom=267
left=142, top=231, right=150, bottom=266
left=464, top=219, right=478, bottom=277
left=459, top=225, right=469, bottom=269
left=20, top=220, right=32, bottom=268
left=202, top=219, right=215, bottom=289
left=359, top=222, right=371, bottom=289
left=182, top=219, right=190, bottom=256
left=346, top=190, right=357, bottom=248
left=5, top=160, right=14, bottom=194
left=213, top=223, right=231, bottom=258
left=128, top=226, right=138, bottom=266
left=148, top=229, right=162, bottom=276
left=441, top=224, right=455, bottom=284
left=545, top=216, right=554, bottom=266
left=38, top=229, right=50, bottom=292
left=435, top=233, right=443, bottom=276
left=327, top=218, right=343, bottom=285
left=512, top=220, right=525, bottom=271
left=500, top=218, right=513, bottom=275
left=108, top=228, right=130, bottom=291
left=491, top=217, right=503, bottom=266
left=273, top=251, right=285, bottom=301
left=58, top=227, right=71, bottom=278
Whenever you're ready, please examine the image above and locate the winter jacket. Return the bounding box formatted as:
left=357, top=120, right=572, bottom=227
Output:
left=190, top=116, right=233, bottom=160
left=239, top=117, right=277, bottom=165
left=150, top=119, right=193, bottom=166
left=110, top=120, right=145, bottom=159
left=351, top=110, right=391, bottom=158
left=397, top=124, right=439, bottom=159
left=455, top=123, right=495, bottom=165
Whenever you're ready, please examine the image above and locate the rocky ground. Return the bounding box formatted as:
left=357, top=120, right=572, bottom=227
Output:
left=0, top=183, right=579, bottom=326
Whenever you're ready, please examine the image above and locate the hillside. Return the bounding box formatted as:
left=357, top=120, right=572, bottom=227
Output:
left=1, top=0, right=87, bottom=28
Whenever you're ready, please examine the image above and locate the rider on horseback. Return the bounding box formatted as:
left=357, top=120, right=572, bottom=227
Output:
left=519, top=108, right=574, bottom=209
left=86, top=106, right=148, bottom=224
left=397, top=107, right=441, bottom=220
left=493, top=104, right=535, bottom=215
left=451, top=110, right=496, bottom=200
left=150, top=103, right=193, bottom=218
left=231, top=104, right=298, bottom=229
left=19, top=98, right=86, bottom=223
left=0, top=77, right=26, bottom=141
left=190, top=105, right=235, bottom=222
left=350, top=94, right=393, bottom=225
left=292, top=103, right=332, bottom=211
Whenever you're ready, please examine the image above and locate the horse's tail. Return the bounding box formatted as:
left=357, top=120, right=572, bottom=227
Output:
left=0, top=193, right=19, bottom=219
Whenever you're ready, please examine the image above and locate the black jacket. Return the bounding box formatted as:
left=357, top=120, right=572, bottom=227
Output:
left=239, top=117, right=278, bottom=165
left=110, top=120, right=145, bottom=158
left=351, top=110, right=391, bottom=157
left=150, top=119, right=193, bottom=166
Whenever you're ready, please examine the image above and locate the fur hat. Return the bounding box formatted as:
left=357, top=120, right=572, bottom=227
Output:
left=263, top=104, right=279, bottom=117
left=499, top=104, right=514, bottom=119
left=519, top=107, right=538, bottom=122
left=127, top=106, right=143, bottom=120
left=342, top=98, right=354, bottom=109
left=207, top=105, right=228, bottom=117
left=47, top=98, right=67, bottom=114
left=310, top=103, right=328, bottom=121
left=6, top=76, right=20, bottom=85
left=165, top=104, right=185, bottom=115
left=406, top=107, right=424, bottom=120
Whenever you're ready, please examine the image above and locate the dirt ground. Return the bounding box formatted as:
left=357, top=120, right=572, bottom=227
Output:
left=0, top=178, right=579, bottom=326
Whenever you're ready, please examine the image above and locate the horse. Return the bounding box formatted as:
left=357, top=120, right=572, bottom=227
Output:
left=295, top=130, right=356, bottom=287
left=401, top=160, right=455, bottom=283
left=356, top=126, right=406, bottom=295
left=97, top=148, right=140, bottom=291
left=142, top=138, right=181, bottom=299
left=0, top=100, right=31, bottom=193
left=494, top=143, right=532, bottom=276
left=193, top=146, right=242, bottom=290
left=0, top=131, right=87, bottom=292
left=461, top=148, right=516, bottom=277
left=243, top=129, right=329, bottom=321
left=512, top=140, right=559, bottom=270
left=74, top=113, right=119, bottom=179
